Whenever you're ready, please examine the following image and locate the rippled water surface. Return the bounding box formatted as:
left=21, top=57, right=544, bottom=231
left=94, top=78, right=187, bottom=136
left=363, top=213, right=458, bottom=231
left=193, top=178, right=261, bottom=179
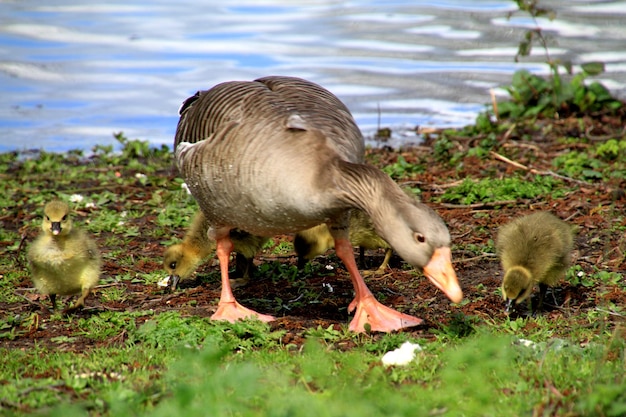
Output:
left=1, top=0, right=626, bottom=152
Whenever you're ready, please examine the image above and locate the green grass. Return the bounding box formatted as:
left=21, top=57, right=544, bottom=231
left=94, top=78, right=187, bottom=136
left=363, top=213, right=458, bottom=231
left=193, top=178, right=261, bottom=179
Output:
left=2, top=320, right=623, bottom=417
left=438, top=174, right=568, bottom=205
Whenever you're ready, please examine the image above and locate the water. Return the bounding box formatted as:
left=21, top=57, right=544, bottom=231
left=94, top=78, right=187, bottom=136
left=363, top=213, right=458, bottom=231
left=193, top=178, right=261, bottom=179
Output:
left=1, top=0, right=625, bottom=152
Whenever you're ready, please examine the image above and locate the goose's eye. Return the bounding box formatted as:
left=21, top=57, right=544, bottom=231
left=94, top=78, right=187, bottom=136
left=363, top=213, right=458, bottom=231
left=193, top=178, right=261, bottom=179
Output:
left=414, top=233, right=425, bottom=243
left=62, top=215, right=68, bottom=221
left=169, top=262, right=177, bottom=270
left=45, top=216, right=50, bottom=221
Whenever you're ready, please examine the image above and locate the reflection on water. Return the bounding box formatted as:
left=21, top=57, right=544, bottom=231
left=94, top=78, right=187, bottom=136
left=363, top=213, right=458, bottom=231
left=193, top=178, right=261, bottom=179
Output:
left=1, top=1, right=625, bottom=152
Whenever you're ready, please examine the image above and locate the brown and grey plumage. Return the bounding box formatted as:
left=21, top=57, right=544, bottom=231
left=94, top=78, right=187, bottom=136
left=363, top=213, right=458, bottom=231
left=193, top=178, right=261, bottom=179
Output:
left=163, top=210, right=268, bottom=290
left=27, top=200, right=101, bottom=311
left=174, top=76, right=462, bottom=333
left=294, top=209, right=393, bottom=275
left=496, top=211, right=574, bottom=313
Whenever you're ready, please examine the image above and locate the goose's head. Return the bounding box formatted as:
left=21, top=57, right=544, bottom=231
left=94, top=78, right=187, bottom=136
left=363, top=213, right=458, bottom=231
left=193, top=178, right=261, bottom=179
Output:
left=501, top=266, right=533, bottom=313
left=42, top=200, right=72, bottom=236
left=163, top=244, right=202, bottom=291
left=379, top=200, right=462, bottom=303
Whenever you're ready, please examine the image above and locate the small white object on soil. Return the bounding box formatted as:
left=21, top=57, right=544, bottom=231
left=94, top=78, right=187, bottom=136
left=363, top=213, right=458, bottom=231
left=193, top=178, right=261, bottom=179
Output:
left=381, top=341, right=422, bottom=367
left=157, top=276, right=171, bottom=288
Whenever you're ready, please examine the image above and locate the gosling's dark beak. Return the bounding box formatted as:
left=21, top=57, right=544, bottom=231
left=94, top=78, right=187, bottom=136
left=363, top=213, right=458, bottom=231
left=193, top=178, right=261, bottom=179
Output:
left=505, top=299, right=514, bottom=314
left=51, top=222, right=62, bottom=235
left=169, top=275, right=180, bottom=292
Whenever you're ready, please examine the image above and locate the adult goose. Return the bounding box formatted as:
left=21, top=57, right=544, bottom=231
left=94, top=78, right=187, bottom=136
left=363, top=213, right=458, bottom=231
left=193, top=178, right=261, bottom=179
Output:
left=496, top=211, right=573, bottom=314
left=27, top=200, right=101, bottom=312
left=174, top=76, right=462, bottom=332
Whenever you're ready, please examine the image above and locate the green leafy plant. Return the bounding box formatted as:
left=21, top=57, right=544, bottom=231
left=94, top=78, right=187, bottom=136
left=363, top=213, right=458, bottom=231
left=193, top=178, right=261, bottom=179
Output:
left=439, top=174, right=565, bottom=205
left=382, top=155, right=424, bottom=179
left=491, top=0, right=622, bottom=121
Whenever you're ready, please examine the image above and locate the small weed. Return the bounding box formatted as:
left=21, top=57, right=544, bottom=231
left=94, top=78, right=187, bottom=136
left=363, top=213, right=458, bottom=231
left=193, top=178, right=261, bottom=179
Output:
left=567, top=265, right=598, bottom=288
left=433, top=312, right=478, bottom=339
left=382, top=155, right=424, bottom=179
left=304, top=324, right=346, bottom=343
left=99, top=285, right=127, bottom=303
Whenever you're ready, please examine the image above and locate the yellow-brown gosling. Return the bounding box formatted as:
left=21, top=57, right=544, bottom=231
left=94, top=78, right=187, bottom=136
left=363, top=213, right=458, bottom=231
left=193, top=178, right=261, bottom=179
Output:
left=163, top=210, right=268, bottom=291
left=174, top=76, right=461, bottom=332
left=27, top=200, right=101, bottom=311
left=294, top=210, right=393, bottom=275
left=496, top=211, right=573, bottom=314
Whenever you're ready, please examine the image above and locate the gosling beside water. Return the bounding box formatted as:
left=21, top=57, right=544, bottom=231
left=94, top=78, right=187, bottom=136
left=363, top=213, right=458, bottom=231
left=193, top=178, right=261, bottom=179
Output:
left=27, top=200, right=101, bottom=311
left=496, top=211, right=574, bottom=314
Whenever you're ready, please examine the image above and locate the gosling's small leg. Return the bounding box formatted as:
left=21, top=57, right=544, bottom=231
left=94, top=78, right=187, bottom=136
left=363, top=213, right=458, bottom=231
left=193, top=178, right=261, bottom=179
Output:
left=536, top=283, right=548, bottom=313
left=374, top=248, right=393, bottom=275
left=230, top=253, right=253, bottom=288
left=63, top=288, right=91, bottom=313
left=358, top=246, right=367, bottom=269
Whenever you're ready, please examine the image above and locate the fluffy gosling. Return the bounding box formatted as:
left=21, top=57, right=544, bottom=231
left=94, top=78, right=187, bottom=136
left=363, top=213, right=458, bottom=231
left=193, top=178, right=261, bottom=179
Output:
left=27, top=200, right=101, bottom=311
left=163, top=210, right=268, bottom=291
left=496, top=211, right=574, bottom=314
left=294, top=209, right=393, bottom=274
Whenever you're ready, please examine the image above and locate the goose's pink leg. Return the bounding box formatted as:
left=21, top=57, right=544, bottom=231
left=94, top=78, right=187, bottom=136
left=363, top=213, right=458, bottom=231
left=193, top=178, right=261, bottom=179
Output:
left=334, top=238, right=423, bottom=332
left=211, top=236, right=275, bottom=323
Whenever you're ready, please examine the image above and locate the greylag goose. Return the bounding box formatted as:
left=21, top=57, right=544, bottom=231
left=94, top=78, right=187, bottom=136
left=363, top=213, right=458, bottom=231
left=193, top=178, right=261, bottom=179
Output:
left=294, top=209, right=393, bottom=275
left=496, top=212, right=573, bottom=313
left=174, top=75, right=462, bottom=332
left=164, top=210, right=268, bottom=290
left=27, top=200, right=101, bottom=311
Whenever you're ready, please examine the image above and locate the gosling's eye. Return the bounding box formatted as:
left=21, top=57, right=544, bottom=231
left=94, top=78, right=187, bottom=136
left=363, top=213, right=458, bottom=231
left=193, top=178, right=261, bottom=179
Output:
left=62, top=215, right=68, bottom=221
left=169, top=262, right=177, bottom=269
left=414, top=233, right=425, bottom=243
left=45, top=216, right=50, bottom=221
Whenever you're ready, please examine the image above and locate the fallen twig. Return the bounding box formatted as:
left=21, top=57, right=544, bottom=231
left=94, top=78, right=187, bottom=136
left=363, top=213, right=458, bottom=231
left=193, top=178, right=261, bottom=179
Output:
left=490, top=151, right=590, bottom=185
left=453, top=253, right=498, bottom=264
left=595, top=307, right=625, bottom=318
left=440, top=200, right=518, bottom=209
left=13, top=291, right=46, bottom=311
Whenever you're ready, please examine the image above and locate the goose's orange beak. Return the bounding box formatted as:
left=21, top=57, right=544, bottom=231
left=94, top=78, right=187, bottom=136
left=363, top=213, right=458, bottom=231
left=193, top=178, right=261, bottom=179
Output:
left=423, top=247, right=463, bottom=303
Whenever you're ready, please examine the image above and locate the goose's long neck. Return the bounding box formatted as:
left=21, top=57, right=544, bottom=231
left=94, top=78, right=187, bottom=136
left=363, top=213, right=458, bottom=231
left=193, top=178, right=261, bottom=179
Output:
left=333, top=160, right=451, bottom=271
left=334, top=162, right=408, bottom=233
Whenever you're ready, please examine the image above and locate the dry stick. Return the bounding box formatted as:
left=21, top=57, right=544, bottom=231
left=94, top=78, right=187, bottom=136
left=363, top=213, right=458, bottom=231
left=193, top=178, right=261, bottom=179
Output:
left=453, top=253, right=498, bottom=264
left=13, top=291, right=46, bottom=310
left=440, top=200, right=519, bottom=209
left=401, top=179, right=466, bottom=190
left=490, top=88, right=499, bottom=122
left=490, top=151, right=590, bottom=186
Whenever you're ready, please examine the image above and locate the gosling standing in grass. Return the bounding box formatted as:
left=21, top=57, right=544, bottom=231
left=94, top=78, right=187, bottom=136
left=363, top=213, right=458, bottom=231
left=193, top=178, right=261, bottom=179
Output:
left=27, top=200, right=101, bottom=311
left=163, top=210, right=268, bottom=291
left=496, top=211, right=573, bottom=314
left=294, top=209, right=393, bottom=275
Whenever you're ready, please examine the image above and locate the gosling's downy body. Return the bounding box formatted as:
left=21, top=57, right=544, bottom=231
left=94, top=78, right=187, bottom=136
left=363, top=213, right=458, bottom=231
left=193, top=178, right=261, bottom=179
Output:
left=27, top=200, right=101, bottom=311
left=294, top=209, right=393, bottom=274
left=496, top=211, right=573, bottom=313
left=174, top=76, right=462, bottom=332
left=163, top=210, right=268, bottom=290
